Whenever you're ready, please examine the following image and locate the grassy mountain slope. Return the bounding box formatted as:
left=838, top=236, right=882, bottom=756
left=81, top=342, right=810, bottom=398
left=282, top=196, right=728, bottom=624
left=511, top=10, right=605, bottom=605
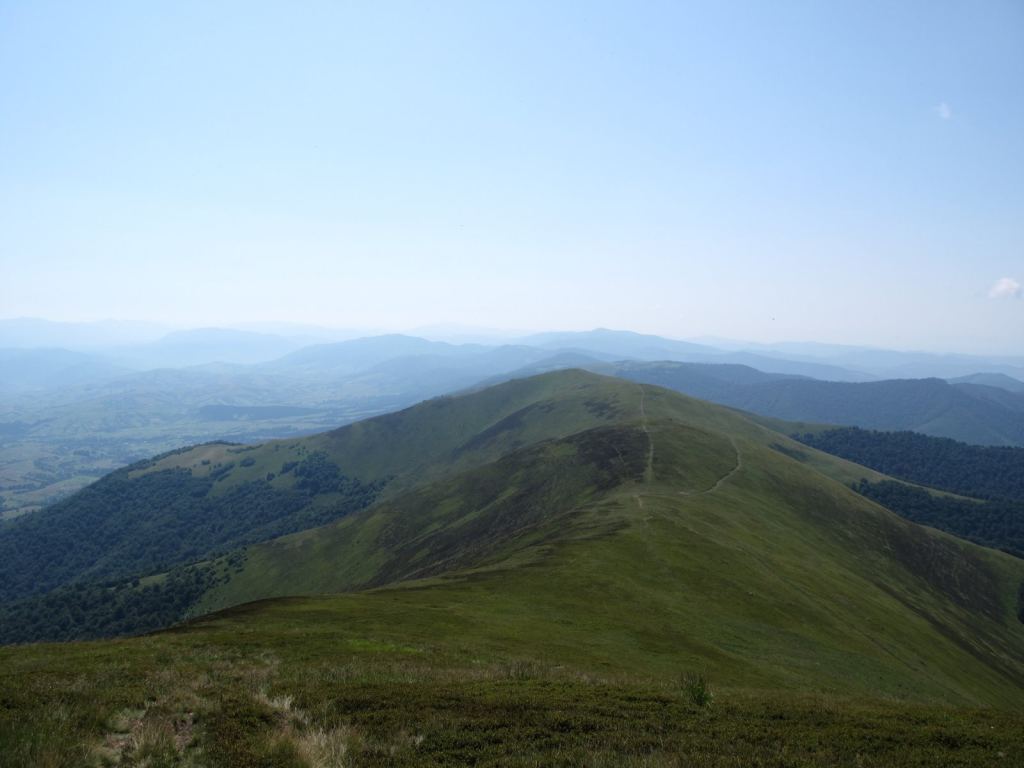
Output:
left=128, top=369, right=654, bottom=498
left=5, top=371, right=1024, bottom=701
left=181, top=374, right=1024, bottom=708
left=5, top=371, right=1013, bottom=649
left=4, top=371, right=1024, bottom=765
left=0, top=370, right=628, bottom=605
left=0, top=372, right=895, bottom=645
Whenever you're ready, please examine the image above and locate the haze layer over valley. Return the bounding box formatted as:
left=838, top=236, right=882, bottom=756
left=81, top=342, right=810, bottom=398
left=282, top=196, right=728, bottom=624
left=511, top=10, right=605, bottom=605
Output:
left=4, top=321, right=1024, bottom=517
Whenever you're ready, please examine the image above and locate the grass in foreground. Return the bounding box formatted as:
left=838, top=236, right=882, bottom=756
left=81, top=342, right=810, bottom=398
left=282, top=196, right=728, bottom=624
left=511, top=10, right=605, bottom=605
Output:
left=2, top=599, right=1022, bottom=768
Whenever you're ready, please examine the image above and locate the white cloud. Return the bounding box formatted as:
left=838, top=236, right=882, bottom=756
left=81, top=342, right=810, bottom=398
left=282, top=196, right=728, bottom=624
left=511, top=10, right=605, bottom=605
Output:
left=935, top=102, right=953, bottom=120
left=989, top=277, right=1021, bottom=299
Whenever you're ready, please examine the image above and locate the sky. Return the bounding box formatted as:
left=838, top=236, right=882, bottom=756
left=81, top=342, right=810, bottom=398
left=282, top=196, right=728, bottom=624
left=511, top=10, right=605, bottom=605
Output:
left=1, top=1, right=1022, bottom=353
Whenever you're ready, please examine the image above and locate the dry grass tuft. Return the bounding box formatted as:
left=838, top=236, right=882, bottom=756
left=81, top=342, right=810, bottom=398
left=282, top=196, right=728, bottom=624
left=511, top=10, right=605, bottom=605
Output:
left=293, top=725, right=360, bottom=768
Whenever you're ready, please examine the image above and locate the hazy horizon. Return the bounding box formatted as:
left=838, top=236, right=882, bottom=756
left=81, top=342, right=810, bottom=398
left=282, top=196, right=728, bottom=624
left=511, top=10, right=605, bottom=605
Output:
left=2, top=2, right=1022, bottom=354
left=3, top=314, right=1024, bottom=360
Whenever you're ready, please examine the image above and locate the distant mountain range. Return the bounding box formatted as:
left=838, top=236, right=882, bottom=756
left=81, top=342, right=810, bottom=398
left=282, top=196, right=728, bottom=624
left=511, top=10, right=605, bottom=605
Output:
left=600, top=361, right=1024, bottom=447
left=0, top=348, right=131, bottom=392
left=2, top=325, right=1023, bottom=517
left=949, top=372, right=1024, bottom=393
left=518, top=329, right=877, bottom=381
left=689, top=337, right=1024, bottom=381
left=4, top=318, right=1023, bottom=381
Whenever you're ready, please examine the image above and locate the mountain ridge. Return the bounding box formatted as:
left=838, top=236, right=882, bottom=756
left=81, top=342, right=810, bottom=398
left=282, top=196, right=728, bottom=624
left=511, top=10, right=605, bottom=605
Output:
left=5, top=370, right=1022, bottom=710
left=181, top=373, right=1024, bottom=707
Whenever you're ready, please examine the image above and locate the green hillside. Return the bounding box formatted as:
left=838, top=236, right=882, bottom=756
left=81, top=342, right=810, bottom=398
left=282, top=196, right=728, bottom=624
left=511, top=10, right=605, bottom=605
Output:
left=0, top=370, right=621, bottom=609
left=182, top=376, right=1024, bottom=709
left=4, top=370, right=1024, bottom=766
left=0, top=371, right=890, bottom=605
left=6, top=371, right=1023, bottom=688
left=16, top=369, right=1021, bottom=700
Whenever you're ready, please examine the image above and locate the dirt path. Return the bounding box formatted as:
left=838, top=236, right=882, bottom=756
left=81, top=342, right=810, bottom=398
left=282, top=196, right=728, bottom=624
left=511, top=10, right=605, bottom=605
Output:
left=637, top=384, right=655, bottom=484
left=634, top=384, right=742, bottom=504
left=705, top=437, right=742, bottom=492
left=679, top=437, right=742, bottom=497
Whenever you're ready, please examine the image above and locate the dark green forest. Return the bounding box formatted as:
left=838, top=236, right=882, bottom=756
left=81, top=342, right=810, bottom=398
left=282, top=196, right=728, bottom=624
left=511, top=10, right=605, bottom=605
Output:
left=852, top=480, right=1024, bottom=558
left=0, top=556, right=242, bottom=644
left=0, top=449, right=387, bottom=604
left=795, top=428, right=1024, bottom=557
left=797, top=427, right=1024, bottom=501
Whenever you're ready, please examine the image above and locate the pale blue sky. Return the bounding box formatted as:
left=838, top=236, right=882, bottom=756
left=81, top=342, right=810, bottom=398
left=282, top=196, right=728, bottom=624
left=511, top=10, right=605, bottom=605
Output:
left=1, top=1, right=1021, bottom=352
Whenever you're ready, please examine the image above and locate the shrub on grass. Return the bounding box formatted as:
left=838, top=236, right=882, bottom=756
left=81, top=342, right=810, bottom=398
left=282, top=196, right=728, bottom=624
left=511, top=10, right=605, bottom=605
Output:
left=680, top=672, right=713, bottom=708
